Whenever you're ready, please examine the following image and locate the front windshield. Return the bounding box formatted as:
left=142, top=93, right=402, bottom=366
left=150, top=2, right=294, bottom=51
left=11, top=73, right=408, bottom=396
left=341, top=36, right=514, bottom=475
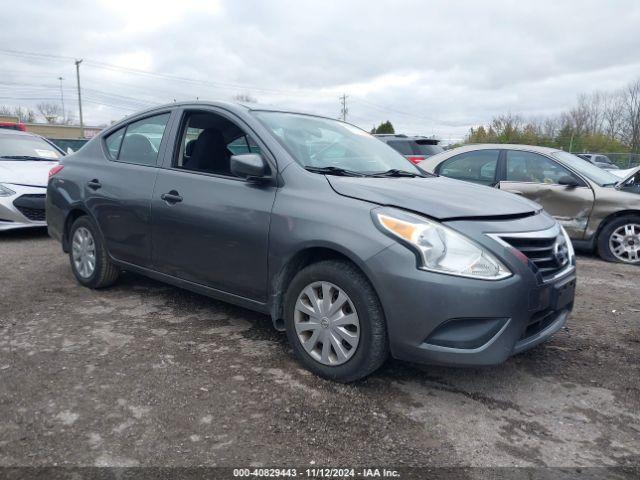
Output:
left=0, top=134, right=62, bottom=160
left=551, top=151, right=619, bottom=186
left=253, top=111, right=422, bottom=174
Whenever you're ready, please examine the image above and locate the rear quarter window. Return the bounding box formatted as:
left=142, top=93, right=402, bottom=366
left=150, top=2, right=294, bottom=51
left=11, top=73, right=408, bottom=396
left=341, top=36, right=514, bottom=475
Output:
left=104, top=128, right=125, bottom=159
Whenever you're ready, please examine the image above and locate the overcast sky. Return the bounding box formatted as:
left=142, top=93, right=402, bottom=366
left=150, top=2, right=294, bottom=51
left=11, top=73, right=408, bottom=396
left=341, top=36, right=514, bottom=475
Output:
left=2, top=0, right=639, bottom=142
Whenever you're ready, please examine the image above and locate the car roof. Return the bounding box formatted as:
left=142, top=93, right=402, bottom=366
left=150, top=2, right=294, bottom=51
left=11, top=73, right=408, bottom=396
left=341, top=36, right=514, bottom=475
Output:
left=441, top=143, right=562, bottom=155
left=121, top=100, right=344, bottom=122
left=375, top=134, right=439, bottom=142
left=102, top=100, right=364, bottom=137
left=0, top=128, right=39, bottom=138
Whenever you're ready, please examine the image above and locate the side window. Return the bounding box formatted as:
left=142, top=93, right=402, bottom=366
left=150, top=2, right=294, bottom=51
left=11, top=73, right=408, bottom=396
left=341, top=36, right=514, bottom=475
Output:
left=175, top=111, right=260, bottom=177
left=505, top=151, right=573, bottom=184
left=438, top=150, right=499, bottom=186
left=386, top=140, right=413, bottom=156
left=117, top=113, right=170, bottom=166
left=227, top=135, right=262, bottom=155
left=104, top=127, right=125, bottom=159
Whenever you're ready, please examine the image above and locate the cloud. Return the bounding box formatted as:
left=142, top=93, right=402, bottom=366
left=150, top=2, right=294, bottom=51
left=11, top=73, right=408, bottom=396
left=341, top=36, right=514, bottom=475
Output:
left=1, top=0, right=639, bottom=141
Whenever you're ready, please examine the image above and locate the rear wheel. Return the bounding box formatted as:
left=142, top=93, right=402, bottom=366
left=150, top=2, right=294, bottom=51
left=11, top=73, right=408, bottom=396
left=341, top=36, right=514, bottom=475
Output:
left=284, top=260, right=388, bottom=382
left=597, top=215, right=640, bottom=264
left=69, top=216, right=120, bottom=288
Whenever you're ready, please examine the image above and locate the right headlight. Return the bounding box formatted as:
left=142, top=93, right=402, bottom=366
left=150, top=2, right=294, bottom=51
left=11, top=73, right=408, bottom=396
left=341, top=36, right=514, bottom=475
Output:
left=372, top=207, right=511, bottom=280
left=0, top=183, right=16, bottom=197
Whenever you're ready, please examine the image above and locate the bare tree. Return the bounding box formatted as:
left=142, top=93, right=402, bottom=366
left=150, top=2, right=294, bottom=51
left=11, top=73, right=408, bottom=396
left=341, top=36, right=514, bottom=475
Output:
left=37, top=102, right=63, bottom=124
left=582, top=91, right=606, bottom=135
left=622, top=79, right=640, bottom=153
left=490, top=113, right=524, bottom=141
left=14, top=106, right=36, bottom=123
left=0, top=105, right=36, bottom=123
left=562, top=96, right=590, bottom=136
left=541, top=116, right=560, bottom=138
left=602, top=91, right=625, bottom=140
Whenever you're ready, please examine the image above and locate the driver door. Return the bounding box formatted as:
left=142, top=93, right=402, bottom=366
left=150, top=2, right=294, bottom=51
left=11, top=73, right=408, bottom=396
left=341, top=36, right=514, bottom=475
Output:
left=497, top=150, right=595, bottom=239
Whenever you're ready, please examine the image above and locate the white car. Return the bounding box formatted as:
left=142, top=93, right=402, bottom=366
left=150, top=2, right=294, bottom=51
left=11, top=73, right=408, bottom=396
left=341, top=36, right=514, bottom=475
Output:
left=611, top=166, right=640, bottom=194
left=0, top=129, right=64, bottom=231
left=609, top=166, right=639, bottom=179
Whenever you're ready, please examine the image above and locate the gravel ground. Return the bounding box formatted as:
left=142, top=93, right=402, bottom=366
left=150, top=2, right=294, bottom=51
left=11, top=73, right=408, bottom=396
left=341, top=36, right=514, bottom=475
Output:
left=0, top=228, right=638, bottom=471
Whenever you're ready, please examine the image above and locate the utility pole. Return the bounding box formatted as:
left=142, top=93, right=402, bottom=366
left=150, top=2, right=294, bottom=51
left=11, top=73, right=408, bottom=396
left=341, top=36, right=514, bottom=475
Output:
left=75, top=59, right=84, bottom=138
left=58, top=77, right=65, bottom=121
left=569, top=132, right=574, bottom=152
left=339, top=94, right=348, bottom=121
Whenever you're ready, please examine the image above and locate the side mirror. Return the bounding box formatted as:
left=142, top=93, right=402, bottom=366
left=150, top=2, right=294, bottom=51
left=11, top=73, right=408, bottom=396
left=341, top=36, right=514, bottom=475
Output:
left=66, top=147, right=74, bottom=154
left=558, top=175, right=580, bottom=188
left=230, top=154, right=268, bottom=181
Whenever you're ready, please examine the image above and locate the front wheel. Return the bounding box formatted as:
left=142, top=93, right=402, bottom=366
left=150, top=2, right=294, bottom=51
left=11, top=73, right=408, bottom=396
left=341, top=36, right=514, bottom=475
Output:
left=284, top=260, right=388, bottom=382
left=69, top=216, right=120, bottom=288
left=597, top=215, right=640, bottom=264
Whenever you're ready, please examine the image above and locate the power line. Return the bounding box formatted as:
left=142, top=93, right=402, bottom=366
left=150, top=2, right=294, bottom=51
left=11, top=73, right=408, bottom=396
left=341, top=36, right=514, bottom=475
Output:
left=0, top=48, right=330, bottom=99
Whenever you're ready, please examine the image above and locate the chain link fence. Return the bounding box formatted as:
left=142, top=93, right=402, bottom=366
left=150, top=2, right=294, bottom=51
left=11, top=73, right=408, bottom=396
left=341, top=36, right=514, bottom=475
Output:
left=571, top=152, right=640, bottom=169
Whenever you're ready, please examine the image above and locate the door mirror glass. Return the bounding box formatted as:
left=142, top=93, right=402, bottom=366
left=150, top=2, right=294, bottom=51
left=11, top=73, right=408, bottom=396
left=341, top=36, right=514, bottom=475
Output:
left=558, top=175, right=580, bottom=187
left=230, top=154, right=268, bottom=180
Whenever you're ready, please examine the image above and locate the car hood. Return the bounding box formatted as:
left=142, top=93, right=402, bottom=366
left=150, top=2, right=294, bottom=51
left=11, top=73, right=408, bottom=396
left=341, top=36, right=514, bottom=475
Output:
left=326, top=175, right=541, bottom=220
left=613, top=166, right=640, bottom=183
left=0, top=160, right=58, bottom=187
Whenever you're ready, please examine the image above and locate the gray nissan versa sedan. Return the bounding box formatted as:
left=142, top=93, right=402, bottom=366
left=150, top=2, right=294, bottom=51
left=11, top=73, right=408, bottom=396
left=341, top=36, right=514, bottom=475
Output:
left=47, top=102, right=576, bottom=382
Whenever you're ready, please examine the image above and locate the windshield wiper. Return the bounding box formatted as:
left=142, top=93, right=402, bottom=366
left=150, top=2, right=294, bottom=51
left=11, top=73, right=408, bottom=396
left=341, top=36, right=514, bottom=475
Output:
left=368, top=169, right=421, bottom=178
left=0, top=155, right=56, bottom=161
left=304, top=166, right=365, bottom=177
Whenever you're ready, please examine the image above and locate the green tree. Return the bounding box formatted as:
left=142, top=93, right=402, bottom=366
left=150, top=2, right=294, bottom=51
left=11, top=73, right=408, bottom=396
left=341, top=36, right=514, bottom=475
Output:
left=371, top=120, right=395, bottom=134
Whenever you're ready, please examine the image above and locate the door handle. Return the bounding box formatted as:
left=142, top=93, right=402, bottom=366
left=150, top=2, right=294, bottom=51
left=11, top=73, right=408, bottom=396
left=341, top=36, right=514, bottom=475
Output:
left=87, top=179, right=101, bottom=190
left=160, top=190, right=183, bottom=205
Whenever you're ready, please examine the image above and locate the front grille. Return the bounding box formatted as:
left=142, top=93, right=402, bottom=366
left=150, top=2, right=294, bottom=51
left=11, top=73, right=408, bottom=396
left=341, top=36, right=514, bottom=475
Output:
left=497, top=227, right=571, bottom=282
left=13, top=194, right=46, bottom=222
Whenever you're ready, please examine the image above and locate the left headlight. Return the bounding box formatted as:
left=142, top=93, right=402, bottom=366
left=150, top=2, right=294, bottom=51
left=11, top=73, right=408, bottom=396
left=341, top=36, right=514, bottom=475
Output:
left=0, top=183, right=16, bottom=197
left=372, top=207, right=511, bottom=280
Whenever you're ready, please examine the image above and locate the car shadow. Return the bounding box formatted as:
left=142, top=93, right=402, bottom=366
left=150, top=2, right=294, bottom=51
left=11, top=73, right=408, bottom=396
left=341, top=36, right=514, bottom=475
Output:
left=0, top=227, right=50, bottom=241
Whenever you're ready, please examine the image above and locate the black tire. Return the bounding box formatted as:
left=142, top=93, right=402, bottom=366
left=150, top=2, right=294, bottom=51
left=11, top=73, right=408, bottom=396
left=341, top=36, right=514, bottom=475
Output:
left=597, top=215, right=640, bottom=264
left=68, top=215, right=120, bottom=288
left=284, top=259, right=388, bottom=382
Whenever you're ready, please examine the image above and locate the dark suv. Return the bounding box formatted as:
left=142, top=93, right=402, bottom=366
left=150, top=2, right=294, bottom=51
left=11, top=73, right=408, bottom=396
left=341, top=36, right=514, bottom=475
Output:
left=47, top=102, right=576, bottom=382
left=375, top=134, right=444, bottom=165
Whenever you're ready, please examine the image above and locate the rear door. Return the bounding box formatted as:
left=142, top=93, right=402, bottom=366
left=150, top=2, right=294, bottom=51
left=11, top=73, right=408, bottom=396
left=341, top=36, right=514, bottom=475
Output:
left=435, top=149, right=500, bottom=186
left=86, top=111, right=174, bottom=267
left=150, top=107, right=277, bottom=302
left=497, top=150, right=595, bottom=238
